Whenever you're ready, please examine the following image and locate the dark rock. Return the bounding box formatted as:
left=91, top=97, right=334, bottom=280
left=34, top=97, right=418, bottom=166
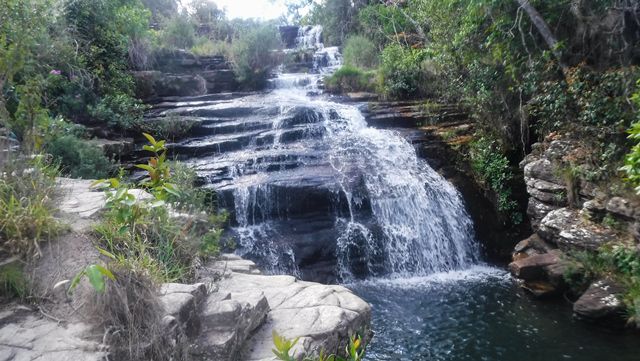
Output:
left=582, top=199, right=607, bottom=221
left=279, top=25, right=300, bottom=49
left=573, top=279, right=627, bottom=327
left=509, top=251, right=560, bottom=281
left=520, top=280, right=559, bottom=298
left=512, top=233, right=556, bottom=260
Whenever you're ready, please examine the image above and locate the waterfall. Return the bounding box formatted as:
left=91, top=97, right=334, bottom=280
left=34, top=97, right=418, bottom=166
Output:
left=182, top=26, right=479, bottom=281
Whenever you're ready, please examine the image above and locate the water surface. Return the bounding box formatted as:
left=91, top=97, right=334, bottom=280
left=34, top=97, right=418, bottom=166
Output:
left=348, top=266, right=639, bottom=361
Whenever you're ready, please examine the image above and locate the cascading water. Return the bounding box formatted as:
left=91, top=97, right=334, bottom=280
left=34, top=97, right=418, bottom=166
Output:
left=153, top=26, right=640, bottom=361
left=173, top=26, right=479, bottom=280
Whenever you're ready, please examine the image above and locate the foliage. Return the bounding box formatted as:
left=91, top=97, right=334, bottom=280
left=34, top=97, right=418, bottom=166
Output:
left=69, top=263, right=116, bottom=294
left=191, top=38, right=231, bottom=57
left=379, top=44, right=431, bottom=99
left=160, top=15, right=197, bottom=50
left=567, top=245, right=640, bottom=327
left=230, top=24, right=282, bottom=89
left=324, top=66, right=377, bottom=94
left=272, top=331, right=366, bottom=361
left=621, top=80, right=640, bottom=194
left=46, top=135, right=113, bottom=179
left=0, top=156, right=62, bottom=258
left=135, top=133, right=179, bottom=200
left=88, top=93, right=146, bottom=130
left=342, top=36, right=379, bottom=70
left=358, top=3, right=418, bottom=49
left=303, top=0, right=368, bottom=46
left=469, top=134, right=521, bottom=224
left=93, top=135, right=224, bottom=282
left=0, top=262, right=28, bottom=299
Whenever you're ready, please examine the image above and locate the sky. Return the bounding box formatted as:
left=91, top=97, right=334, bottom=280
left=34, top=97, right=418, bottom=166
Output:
left=208, top=0, right=289, bottom=20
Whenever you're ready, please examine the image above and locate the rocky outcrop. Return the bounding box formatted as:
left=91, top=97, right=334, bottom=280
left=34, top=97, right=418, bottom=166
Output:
left=573, top=279, right=627, bottom=327
left=133, top=50, right=238, bottom=101
left=511, top=137, right=640, bottom=326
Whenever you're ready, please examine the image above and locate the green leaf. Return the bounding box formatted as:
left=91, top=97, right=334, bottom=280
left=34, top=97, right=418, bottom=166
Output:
left=94, top=265, right=116, bottom=281
left=86, top=265, right=107, bottom=293
left=143, top=145, right=155, bottom=152
left=143, top=132, right=157, bottom=145
left=135, top=164, right=155, bottom=172
left=68, top=270, right=85, bottom=294
left=96, top=247, right=116, bottom=260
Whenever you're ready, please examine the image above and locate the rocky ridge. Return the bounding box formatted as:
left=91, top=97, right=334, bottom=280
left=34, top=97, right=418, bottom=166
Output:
left=509, top=137, right=639, bottom=326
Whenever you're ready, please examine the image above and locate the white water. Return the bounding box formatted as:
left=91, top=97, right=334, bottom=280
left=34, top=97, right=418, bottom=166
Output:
left=226, top=27, right=479, bottom=280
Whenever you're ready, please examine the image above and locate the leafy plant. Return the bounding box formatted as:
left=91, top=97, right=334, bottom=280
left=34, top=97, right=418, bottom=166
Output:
left=272, top=331, right=366, bottom=361
left=468, top=134, right=520, bottom=223
left=0, top=156, right=62, bottom=258
left=68, top=263, right=116, bottom=294
left=343, top=35, right=379, bottom=69
left=324, top=66, right=377, bottom=94
left=136, top=133, right=179, bottom=200
left=46, top=135, right=113, bottom=179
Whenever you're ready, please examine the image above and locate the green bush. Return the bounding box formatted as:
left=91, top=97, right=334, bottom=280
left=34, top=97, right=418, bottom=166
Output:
left=324, top=66, right=377, bottom=94
left=230, top=24, right=282, bottom=90
left=191, top=37, right=231, bottom=57
left=621, top=80, right=640, bottom=194
left=93, top=136, right=225, bottom=282
left=46, top=135, right=113, bottom=179
left=379, top=44, right=431, bottom=99
left=469, top=134, right=521, bottom=223
left=88, top=93, right=146, bottom=130
left=160, top=15, right=196, bottom=49
left=567, top=245, right=640, bottom=327
left=0, top=156, right=62, bottom=258
left=343, top=35, right=378, bottom=69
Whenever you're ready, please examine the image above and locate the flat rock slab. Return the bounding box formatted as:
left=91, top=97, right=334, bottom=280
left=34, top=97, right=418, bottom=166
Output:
left=56, top=178, right=151, bottom=231
left=223, top=273, right=371, bottom=360
left=0, top=307, right=105, bottom=361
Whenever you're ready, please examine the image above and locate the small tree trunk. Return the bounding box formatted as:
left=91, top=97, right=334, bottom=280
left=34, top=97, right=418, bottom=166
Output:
left=516, top=0, right=569, bottom=76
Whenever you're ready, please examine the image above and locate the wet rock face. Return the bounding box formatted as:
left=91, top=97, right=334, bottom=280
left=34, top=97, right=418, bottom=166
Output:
left=279, top=25, right=300, bottom=49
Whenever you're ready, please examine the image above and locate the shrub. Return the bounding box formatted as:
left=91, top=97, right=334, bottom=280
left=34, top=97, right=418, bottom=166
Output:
left=272, top=331, right=366, bottom=361
left=88, top=93, right=146, bottom=130
left=567, top=245, right=640, bottom=327
left=621, top=80, right=640, bottom=194
left=160, top=15, right=196, bottom=49
left=324, top=66, right=377, bottom=94
left=46, top=135, right=113, bottom=179
left=93, top=135, right=226, bottom=282
left=230, top=24, right=282, bottom=90
left=0, top=156, right=62, bottom=258
left=469, top=134, right=521, bottom=223
left=379, top=44, right=432, bottom=99
left=191, top=37, right=231, bottom=57
left=342, top=35, right=378, bottom=69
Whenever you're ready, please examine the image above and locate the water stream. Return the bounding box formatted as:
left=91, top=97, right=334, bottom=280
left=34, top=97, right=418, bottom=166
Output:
left=163, top=26, right=639, bottom=360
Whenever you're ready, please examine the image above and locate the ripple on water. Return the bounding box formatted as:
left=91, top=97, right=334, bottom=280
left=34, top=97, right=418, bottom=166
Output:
left=346, top=266, right=639, bottom=361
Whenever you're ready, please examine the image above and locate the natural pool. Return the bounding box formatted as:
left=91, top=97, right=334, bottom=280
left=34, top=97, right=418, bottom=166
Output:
left=347, top=265, right=639, bottom=361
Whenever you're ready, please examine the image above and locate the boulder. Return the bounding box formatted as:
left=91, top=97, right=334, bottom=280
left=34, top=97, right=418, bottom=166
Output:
left=194, top=290, right=270, bottom=360
left=160, top=283, right=208, bottom=337
left=537, top=208, right=616, bottom=251
left=195, top=257, right=372, bottom=361
left=512, top=233, right=556, bottom=260
left=523, top=159, right=563, bottom=185
left=509, top=251, right=560, bottom=281
left=606, top=197, right=640, bottom=220
left=573, top=279, right=627, bottom=327
left=527, top=198, right=560, bottom=229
